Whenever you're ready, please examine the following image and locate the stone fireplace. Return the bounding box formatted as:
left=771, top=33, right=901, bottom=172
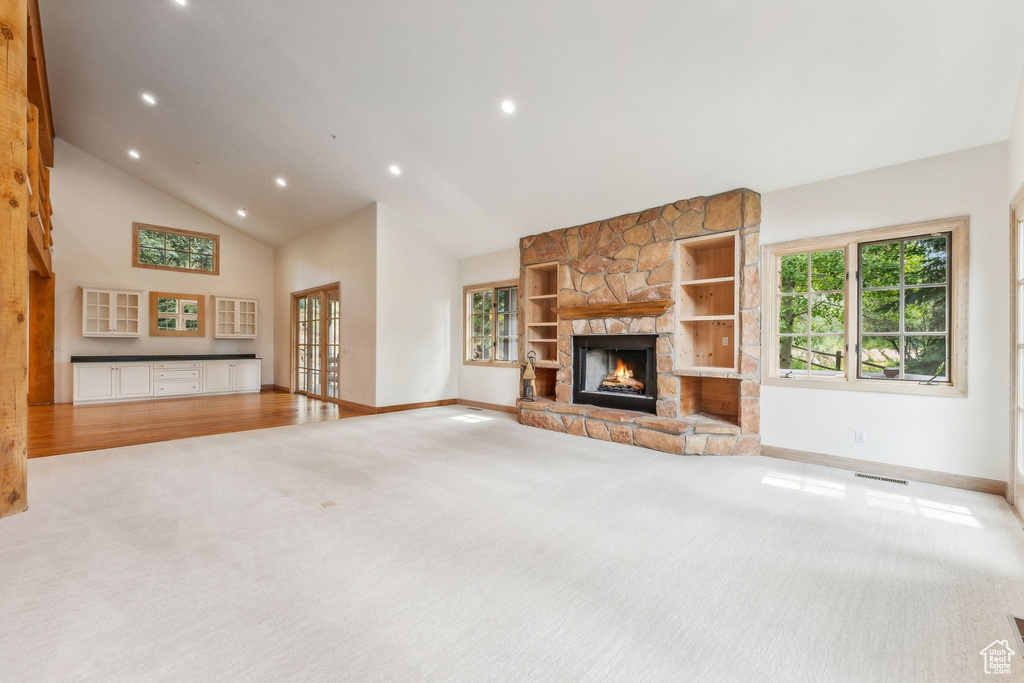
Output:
left=517, top=189, right=761, bottom=457
left=572, top=334, right=657, bottom=413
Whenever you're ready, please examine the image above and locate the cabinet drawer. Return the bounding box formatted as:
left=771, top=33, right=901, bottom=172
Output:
left=154, top=381, right=202, bottom=396
left=154, top=362, right=202, bottom=370
left=155, top=369, right=201, bottom=381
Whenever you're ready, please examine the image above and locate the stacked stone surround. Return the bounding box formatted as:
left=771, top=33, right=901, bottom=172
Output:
left=518, top=188, right=761, bottom=456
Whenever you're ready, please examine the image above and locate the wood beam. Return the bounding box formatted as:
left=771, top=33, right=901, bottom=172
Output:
left=551, top=300, right=673, bottom=319
left=25, top=0, right=51, bottom=166
left=28, top=271, right=54, bottom=405
left=0, top=0, right=30, bottom=517
left=27, top=211, right=49, bottom=275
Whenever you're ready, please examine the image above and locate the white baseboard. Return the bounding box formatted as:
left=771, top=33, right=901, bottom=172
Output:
left=761, top=444, right=1007, bottom=497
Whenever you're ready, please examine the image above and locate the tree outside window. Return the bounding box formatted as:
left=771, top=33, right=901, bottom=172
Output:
left=859, top=234, right=949, bottom=382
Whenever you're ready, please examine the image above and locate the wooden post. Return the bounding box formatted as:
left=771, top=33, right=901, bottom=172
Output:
left=1, top=0, right=30, bottom=517
left=28, top=271, right=53, bottom=405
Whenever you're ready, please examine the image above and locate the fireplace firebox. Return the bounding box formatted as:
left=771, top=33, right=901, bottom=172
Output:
left=572, top=334, right=657, bottom=413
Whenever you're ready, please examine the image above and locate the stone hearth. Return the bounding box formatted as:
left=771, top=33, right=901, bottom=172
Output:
left=517, top=397, right=758, bottom=456
left=518, top=188, right=761, bottom=456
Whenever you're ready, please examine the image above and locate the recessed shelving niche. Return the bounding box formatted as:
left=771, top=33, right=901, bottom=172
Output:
left=523, top=262, right=559, bottom=397
left=675, top=232, right=740, bottom=372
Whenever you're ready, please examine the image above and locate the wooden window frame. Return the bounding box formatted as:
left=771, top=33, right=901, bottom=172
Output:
left=463, top=279, right=520, bottom=368
left=133, top=222, right=220, bottom=276
left=1008, top=187, right=1024, bottom=510
left=289, top=283, right=342, bottom=401
left=761, top=216, right=968, bottom=397
left=149, top=292, right=206, bottom=337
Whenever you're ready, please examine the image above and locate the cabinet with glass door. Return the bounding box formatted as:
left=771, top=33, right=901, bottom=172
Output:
left=214, top=297, right=258, bottom=339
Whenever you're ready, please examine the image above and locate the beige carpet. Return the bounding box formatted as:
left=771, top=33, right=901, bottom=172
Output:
left=1, top=406, right=1023, bottom=682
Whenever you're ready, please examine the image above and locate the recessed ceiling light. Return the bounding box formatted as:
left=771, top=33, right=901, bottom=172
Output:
left=173, top=0, right=187, bottom=6
left=236, top=209, right=247, bottom=217
left=141, top=93, right=157, bottom=105
left=128, top=149, right=140, bottom=159
left=275, top=177, right=287, bottom=187
left=501, top=100, right=516, bottom=114
left=389, top=165, right=401, bottom=176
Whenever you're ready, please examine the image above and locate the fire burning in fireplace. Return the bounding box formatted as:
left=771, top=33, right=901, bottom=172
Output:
left=599, top=357, right=645, bottom=394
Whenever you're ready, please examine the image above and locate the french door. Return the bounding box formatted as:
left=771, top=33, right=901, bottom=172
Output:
left=293, top=284, right=341, bottom=401
left=1012, top=194, right=1024, bottom=514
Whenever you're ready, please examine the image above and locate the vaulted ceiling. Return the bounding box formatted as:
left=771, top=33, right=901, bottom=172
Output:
left=41, top=0, right=1024, bottom=256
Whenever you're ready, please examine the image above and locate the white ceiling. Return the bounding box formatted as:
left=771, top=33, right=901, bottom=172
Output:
left=41, top=0, right=1024, bottom=256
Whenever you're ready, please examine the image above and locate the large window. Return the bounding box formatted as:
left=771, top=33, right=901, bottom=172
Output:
left=859, top=234, right=950, bottom=382
left=464, top=280, right=519, bottom=366
left=763, top=217, right=967, bottom=396
left=133, top=223, right=219, bottom=275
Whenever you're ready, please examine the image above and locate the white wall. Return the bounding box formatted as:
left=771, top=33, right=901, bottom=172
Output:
left=375, top=205, right=459, bottom=407
left=1010, top=69, right=1024, bottom=199
left=273, top=204, right=377, bottom=407
left=760, top=142, right=1009, bottom=481
left=456, top=247, right=521, bottom=407
left=49, top=139, right=275, bottom=403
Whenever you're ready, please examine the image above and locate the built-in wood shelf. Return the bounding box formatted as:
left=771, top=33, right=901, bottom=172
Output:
left=523, top=262, right=560, bottom=368
left=679, top=314, right=736, bottom=322
left=675, top=232, right=740, bottom=372
left=680, top=276, right=735, bottom=287
left=552, top=300, right=673, bottom=320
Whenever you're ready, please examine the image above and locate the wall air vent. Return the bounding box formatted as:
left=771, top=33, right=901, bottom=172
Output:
left=855, top=472, right=908, bottom=485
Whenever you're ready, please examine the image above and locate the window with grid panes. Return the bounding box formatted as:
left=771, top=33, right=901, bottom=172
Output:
left=465, top=281, right=519, bottom=365
left=762, top=217, right=966, bottom=396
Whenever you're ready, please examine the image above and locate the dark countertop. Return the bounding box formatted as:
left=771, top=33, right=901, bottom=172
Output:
left=71, top=354, right=260, bottom=363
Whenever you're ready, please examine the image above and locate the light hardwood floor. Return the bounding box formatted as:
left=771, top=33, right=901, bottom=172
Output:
left=28, top=390, right=372, bottom=458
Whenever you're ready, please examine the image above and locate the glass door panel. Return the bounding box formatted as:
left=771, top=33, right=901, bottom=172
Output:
left=293, top=287, right=339, bottom=401
left=85, top=290, right=111, bottom=333
left=326, top=290, right=340, bottom=399
left=1015, top=211, right=1024, bottom=509
left=239, top=300, right=257, bottom=336
left=217, top=299, right=236, bottom=336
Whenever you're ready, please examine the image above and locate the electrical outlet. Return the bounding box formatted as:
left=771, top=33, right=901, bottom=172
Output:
left=722, top=336, right=729, bottom=347
left=855, top=430, right=865, bottom=443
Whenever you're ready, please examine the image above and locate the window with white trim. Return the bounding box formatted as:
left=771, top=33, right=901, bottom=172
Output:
left=763, top=217, right=967, bottom=396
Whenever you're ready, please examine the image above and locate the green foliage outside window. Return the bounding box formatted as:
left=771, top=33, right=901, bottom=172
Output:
left=778, top=249, right=845, bottom=377
left=467, top=285, right=519, bottom=363
left=859, top=235, right=948, bottom=381
left=137, top=226, right=216, bottom=272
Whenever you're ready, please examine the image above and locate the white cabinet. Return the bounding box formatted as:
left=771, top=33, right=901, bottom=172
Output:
left=233, top=360, right=261, bottom=391
left=153, top=362, right=203, bottom=398
left=203, top=359, right=261, bottom=394
left=73, top=365, right=116, bottom=402
left=81, top=287, right=141, bottom=337
left=73, top=363, right=152, bottom=403
left=73, top=358, right=261, bottom=404
left=204, top=361, right=233, bottom=393
left=214, top=297, right=258, bottom=339
left=115, top=364, right=154, bottom=399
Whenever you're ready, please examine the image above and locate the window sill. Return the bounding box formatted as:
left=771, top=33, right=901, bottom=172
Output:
left=462, top=360, right=521, bottom=369
left=762, top=376, right=965, bottom=397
